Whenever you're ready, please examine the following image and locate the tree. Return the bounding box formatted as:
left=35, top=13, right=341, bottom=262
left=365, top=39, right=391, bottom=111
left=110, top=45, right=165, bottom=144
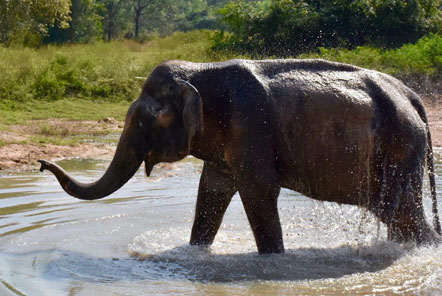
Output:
left=214, top=0, right=442, bottom=57
left=355, top=0, right=442, bottom=47
left=131, top=0, right=157, bottom=38
left=0, top=0, right=71, bottom=45
left=128, top=0, right=176, bottom=38
left=96, top=0, right=128, bottom=41
left=46, top=0, right=102, bottom=44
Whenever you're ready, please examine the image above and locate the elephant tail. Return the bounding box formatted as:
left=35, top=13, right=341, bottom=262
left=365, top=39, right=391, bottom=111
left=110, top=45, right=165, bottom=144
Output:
left=426, top=122, right=441, bottom=234
left=411, top=96, right=441, bottom=234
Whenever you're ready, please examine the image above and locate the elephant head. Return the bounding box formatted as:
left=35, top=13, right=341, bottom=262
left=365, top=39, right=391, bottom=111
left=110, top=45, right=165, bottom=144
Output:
left=39, top=72, right=203, bottom=200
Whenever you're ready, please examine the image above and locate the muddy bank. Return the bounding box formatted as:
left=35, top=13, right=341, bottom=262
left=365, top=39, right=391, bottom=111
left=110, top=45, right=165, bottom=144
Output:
left=0, top=118, right=121, bottom=171
left=0, top=98, right=441, bottom=172
left=425, top=98, right=442, bottom=148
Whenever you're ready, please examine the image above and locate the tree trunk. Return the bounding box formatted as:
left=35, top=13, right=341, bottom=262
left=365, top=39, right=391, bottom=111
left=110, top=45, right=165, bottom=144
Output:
left=135, top=9, right=141, bottom=38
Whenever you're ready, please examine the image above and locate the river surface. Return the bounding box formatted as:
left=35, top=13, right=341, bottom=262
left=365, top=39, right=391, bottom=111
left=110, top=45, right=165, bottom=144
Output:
left=0, top=151, right=442, bottom=295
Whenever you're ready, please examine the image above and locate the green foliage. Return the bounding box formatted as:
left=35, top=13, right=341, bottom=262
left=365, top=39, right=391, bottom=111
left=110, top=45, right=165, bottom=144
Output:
left=0, top=0, right=258, bottom=46
left=128, top=0, right=176, bottom=38
left=0, top=30, right=243, bottom=104
left=46, top=0, right=103, bottom=44
left=213, top=0, right=442, bottom=57
left=97, top=0, right=129, bottom=41
left=355, top=0, right=442, bottom=47
left=1, top=30, right=439, bottom=106
left=0, top=0, right=71, bottom=46
left=132, top=0, right=231, bottom=38
left=300, top=34, right=442, bottom=80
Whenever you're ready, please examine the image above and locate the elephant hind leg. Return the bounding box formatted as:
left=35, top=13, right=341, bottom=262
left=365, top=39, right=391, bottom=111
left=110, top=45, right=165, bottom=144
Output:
left=370, top=153, right=440, bottom=245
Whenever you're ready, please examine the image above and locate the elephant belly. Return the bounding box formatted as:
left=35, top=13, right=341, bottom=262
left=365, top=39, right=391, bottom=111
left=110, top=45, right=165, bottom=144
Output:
left=276, top=92, right=376, bottom=205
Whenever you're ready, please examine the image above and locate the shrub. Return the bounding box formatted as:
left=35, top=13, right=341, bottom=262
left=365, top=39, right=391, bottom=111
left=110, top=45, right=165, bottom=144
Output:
left=300, top=34, right=442, bottom=80
left=213, top=0, right=442, bottom=57
left=0, top=30, right=242, bottom=102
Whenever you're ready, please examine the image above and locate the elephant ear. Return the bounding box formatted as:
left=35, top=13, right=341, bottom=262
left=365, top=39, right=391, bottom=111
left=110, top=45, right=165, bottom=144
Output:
left=175, top=79, right=203, bottom=144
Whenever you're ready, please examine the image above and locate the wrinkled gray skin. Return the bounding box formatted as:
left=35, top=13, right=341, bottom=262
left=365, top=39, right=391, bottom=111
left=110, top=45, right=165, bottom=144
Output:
left=39, top=59, right=441, bottom=254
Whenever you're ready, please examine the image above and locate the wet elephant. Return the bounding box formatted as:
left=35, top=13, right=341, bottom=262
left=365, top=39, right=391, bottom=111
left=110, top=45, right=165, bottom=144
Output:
left=39, top=59, right=441, bottom=254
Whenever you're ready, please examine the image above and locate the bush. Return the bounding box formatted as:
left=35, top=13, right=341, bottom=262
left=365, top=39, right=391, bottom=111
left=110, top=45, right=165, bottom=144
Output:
left=213, top=0, right=442, bottom=57
left=0, top=30, right=242, bottom=102
left=300, top=34, right=442, bottom=80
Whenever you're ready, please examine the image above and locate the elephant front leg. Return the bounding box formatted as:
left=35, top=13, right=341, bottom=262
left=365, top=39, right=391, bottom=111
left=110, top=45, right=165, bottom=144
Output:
left=190, top=162, right=237, bottom=247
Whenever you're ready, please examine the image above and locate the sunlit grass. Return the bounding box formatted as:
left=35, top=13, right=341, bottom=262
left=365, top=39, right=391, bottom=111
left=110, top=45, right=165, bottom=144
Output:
left=0, top=30, right=243, bottom=104
left=0, top=98, right=128, bottom=146
left=0, top=98, right=129, bottom=125
left=299, top=34, right=442, bottom=80
left=29, top=135, right=79, bottom=147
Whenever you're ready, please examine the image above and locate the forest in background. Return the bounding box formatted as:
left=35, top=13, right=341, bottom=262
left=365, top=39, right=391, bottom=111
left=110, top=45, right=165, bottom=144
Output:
left=0, top=0, right=235, bottom=46
left=1, top=0, right=440, bottom=50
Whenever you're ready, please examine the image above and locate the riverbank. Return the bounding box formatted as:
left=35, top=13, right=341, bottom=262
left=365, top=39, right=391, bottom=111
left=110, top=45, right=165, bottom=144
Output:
left=0, top=118, right=122, bottom=171
left=0, top=95, right=440, bottom=172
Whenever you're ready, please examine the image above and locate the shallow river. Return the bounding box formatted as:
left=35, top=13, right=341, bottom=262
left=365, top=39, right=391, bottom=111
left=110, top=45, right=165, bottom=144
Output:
left=0, top=151, right=442, bottom=295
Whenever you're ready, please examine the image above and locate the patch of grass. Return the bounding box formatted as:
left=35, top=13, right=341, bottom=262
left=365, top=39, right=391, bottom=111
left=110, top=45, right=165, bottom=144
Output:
left=37, top=123, right=71, bottom=137
left=0, top=98, right=128, bottom=125
left=299, top=34, right=442, bottom=81
left=0, top=30, right=244, bottom=103
left=0, top=97, right=128, bottom=147
left=29, top=135, right=78, bottom=147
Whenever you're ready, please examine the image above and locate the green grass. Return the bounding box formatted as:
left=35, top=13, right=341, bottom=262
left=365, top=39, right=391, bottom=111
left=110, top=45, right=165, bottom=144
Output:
left=299, top=34, right=442, bottom=81
left=0, top=98, right=128, bottom=125
left=0, top=30, right=243, bottom=104
left=1, top=30, right=439, bottom=106
left=0, top=98, right=129, bottom=147
left=29, top=135, right=79, bottom=146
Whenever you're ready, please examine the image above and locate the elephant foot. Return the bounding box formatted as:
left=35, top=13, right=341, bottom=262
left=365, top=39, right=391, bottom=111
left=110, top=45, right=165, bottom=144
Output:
left=189, top=242, right=211, bottom=252
left=415, top=228, right=442, bottom=247
left=388, top=222, right=441, bottom=247
left=258, top=242, right=285, bottom=254
left=189, top=239, right=211, bottom=247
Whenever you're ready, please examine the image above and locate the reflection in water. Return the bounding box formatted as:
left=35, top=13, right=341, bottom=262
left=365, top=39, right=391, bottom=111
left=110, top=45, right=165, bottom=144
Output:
left=0, top=153, right=441, bottom=295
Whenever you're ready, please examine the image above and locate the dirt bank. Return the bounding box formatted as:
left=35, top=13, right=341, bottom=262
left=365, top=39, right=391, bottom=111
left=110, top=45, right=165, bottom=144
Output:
left=425, top=98, right=442, bottom=148
left=0, top=98, right=441, bottom=172
left=0, top=118, right=121, bottom=171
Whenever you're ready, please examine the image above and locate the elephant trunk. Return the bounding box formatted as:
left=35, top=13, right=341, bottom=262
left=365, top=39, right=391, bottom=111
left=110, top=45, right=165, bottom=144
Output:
left=38, top=136, right=144, bottom=200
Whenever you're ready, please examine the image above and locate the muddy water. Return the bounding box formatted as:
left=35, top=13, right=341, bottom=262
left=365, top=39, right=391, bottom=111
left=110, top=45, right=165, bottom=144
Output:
left=0, top=152, right=442, bottom=296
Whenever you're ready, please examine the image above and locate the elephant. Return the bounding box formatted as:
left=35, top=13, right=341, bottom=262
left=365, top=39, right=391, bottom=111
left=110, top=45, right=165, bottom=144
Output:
left=39, top=59, right=441, bottom=254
